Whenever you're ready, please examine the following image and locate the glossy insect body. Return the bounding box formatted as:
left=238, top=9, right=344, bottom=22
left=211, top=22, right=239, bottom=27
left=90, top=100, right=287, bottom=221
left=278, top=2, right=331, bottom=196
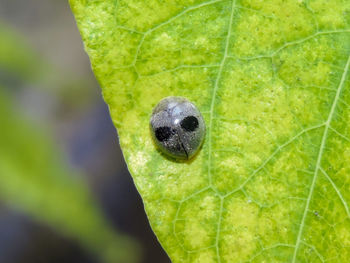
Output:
left=150, top=97, right=206, bottom=160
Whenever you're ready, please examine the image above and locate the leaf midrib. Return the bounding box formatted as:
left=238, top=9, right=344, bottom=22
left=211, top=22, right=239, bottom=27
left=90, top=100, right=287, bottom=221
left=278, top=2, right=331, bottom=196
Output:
left=208, top=1, right=236, bottom=261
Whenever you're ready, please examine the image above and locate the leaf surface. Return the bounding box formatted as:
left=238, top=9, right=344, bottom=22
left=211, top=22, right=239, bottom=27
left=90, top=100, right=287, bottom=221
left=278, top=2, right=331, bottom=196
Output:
left=70, top=0, right=350, bottom=262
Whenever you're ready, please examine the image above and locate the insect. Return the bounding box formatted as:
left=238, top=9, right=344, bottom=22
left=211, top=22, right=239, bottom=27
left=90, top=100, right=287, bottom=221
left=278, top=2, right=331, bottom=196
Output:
left=150, top=96, right=206, bottom=160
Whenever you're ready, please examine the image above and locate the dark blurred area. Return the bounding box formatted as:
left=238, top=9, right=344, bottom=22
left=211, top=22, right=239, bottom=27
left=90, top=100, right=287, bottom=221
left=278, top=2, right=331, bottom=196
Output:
left=0, top=0, right=170, bottom=262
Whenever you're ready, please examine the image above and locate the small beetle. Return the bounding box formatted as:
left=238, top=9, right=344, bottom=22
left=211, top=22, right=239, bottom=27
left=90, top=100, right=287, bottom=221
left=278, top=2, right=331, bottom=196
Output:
left=150, top=96, right=206, bottom=160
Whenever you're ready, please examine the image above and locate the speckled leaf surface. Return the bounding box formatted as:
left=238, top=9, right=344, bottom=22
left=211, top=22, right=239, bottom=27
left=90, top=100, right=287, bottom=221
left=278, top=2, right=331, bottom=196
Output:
left=70, top=0, right=350, bottom=262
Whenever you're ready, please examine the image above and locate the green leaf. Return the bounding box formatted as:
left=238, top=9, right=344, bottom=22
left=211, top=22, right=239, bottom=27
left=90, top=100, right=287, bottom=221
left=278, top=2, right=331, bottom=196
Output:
left=0, top=21, right=94, bottom=107
left=0, top=20, right=139, bottom=263
left=70, top=0, right=350, bottom=262
left=0, top=87, right=140, bottom=263
left=0, top=22, right=46, bottom=81
left=0, top=23, right=140, bottom=263
left=0, top=87, right=139, bottom=263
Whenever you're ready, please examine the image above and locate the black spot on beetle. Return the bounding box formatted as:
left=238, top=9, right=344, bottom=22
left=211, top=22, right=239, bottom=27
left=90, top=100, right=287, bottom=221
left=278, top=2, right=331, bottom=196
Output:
left=150, top=97, right=206, bottom=160
left=155, top=126, right=175, bottom=142
left=180, top=116, right=199, bottom=132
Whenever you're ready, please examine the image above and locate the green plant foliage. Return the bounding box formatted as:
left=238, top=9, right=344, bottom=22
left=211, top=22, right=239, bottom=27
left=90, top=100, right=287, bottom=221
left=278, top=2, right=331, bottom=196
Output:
left=0, top=22, right=92, bottom=106
left=0, top=23, right=46, bottom=80
left=0, top=23, right=139, bottom=263
left=70, top=0, right=350, bottom=262
left=0, top=88, right=139, bottom=263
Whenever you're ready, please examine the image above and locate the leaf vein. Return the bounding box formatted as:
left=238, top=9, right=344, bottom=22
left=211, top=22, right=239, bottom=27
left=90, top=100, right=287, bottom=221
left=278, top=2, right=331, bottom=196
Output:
left=209, top=1, right=237, bottom=261
left=132, top=0, right=225, bottom=66
left=291, top=52, right=350, bottom=263
left=320, top=167, right=350, bottom=219
left=224, top=123, right=326, bottom=197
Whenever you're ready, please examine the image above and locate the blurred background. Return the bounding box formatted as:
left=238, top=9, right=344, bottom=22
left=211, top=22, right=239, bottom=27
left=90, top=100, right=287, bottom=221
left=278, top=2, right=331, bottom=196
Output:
left=0, top=0, right=170, bottom=262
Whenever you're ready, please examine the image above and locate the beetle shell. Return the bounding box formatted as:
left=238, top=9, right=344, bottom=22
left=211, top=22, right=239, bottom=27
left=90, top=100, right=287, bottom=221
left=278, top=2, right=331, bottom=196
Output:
left=150, top=96, right=206, bottom=160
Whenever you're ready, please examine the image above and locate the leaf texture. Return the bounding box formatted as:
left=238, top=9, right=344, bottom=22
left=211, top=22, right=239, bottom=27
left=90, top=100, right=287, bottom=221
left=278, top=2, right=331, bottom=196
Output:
left=70, top=0, right=350, bottom=262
